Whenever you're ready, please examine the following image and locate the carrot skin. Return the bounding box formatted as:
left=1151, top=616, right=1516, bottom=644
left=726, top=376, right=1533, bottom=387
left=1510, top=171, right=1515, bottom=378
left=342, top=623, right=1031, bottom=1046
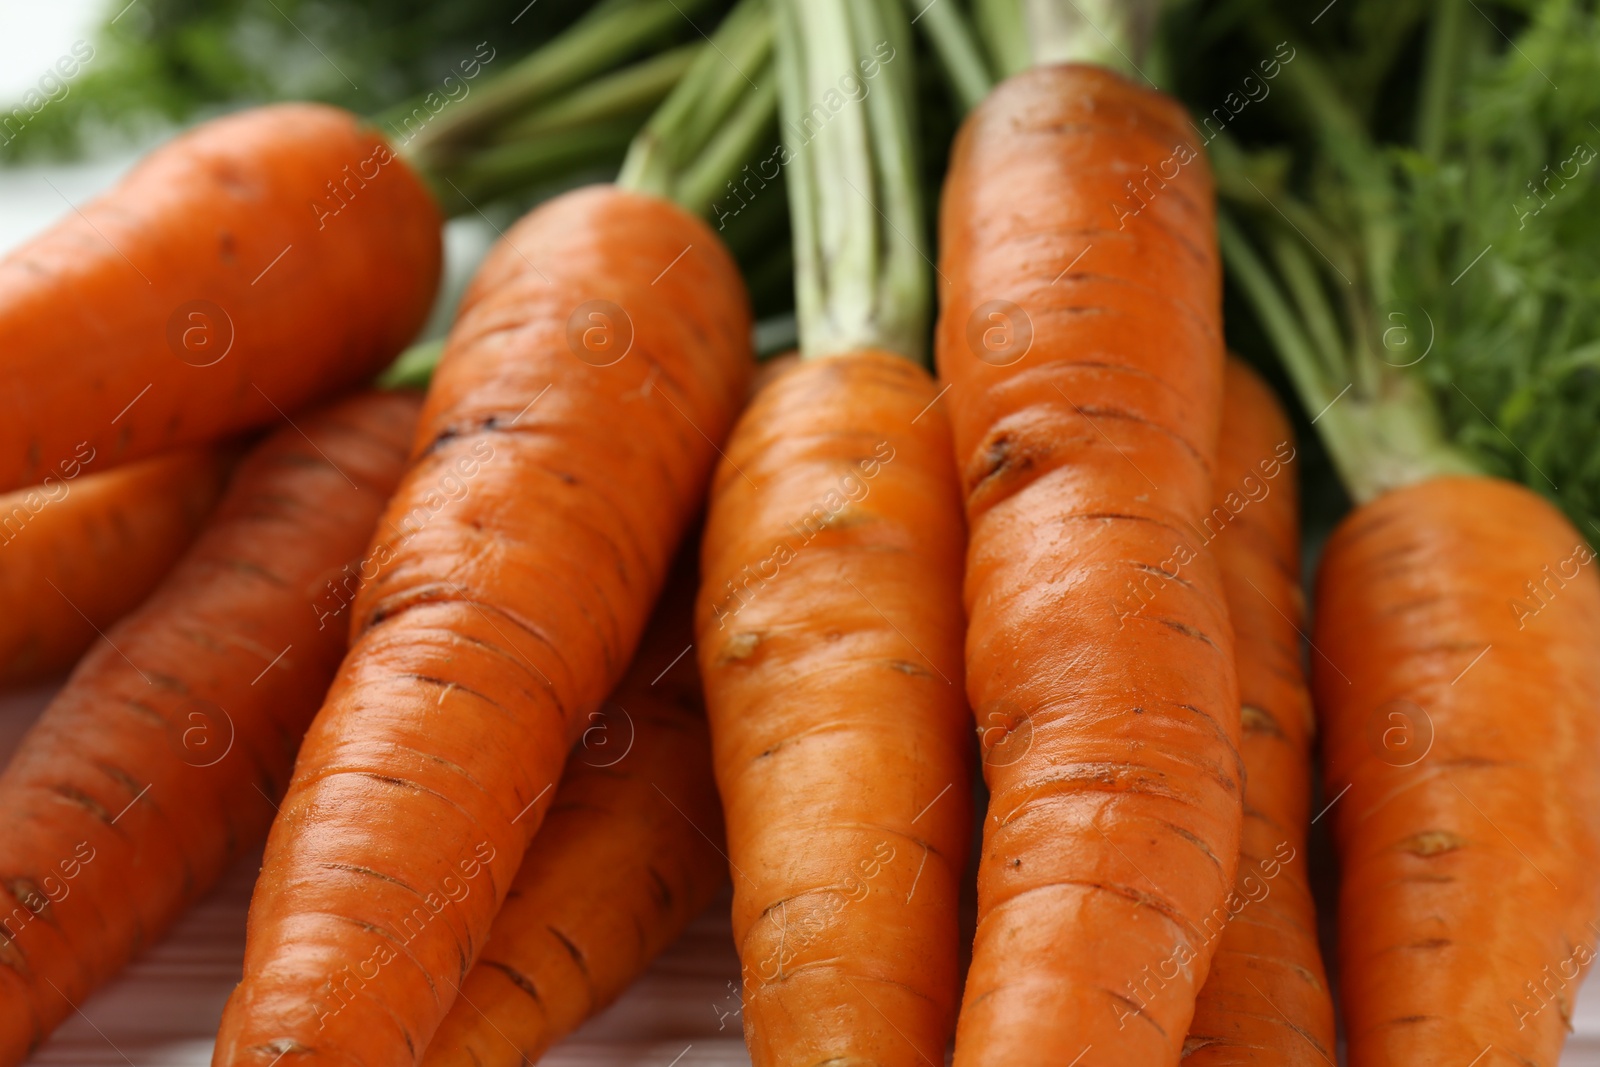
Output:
left=0, top=449, right=228, bottom=685
left=1182, top=360, right=1334, bottom=1064
left=422, top=558, right=725, bottom=1067
left=936, top=65, right=1240, bottom=1066
left=213, top=185, right=752, bottom=1066
left=697, top=353, right=972, bottom=1067
left=0, top=391, right=419, bottom=1065
left=1315, top=476, right=1600, bottom=1065
left=0, top=104, right=440, bottom=492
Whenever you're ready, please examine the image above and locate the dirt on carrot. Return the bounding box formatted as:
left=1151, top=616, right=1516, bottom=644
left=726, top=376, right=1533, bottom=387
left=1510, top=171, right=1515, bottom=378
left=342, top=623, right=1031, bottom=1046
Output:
left=1183, top=359, right=1334, bottom=1064
left=936, top=64, right=1241, bottom=1067
left=0, top=390, right=419, bottom=1065
left=422, top=553, right=725, bottom=1067
left=212, top=184, right=752, bottom=1066
left=0, top=103, right=440, bottom=493
left=0, top=449, right=228, bottom=686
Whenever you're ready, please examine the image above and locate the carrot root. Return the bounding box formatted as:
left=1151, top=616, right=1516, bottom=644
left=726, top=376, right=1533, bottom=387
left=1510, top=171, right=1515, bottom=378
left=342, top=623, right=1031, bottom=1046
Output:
left=1315, top=476, right=1600, bottom=1065
left=213, top=185, right=752, bottom=1066
left=0, top=104, right=440, bottom=492
left=422, top=557, right=725, bottom=1067
left=1183, top=360, right=1334, bottom=1064
left=0, top=390, right=419, bottom=1065
left=936, top=64, right=1239, bottom=1067
left=697, top=352, right=972, bottom=1067
left=0, top=449, right=228, bottom=686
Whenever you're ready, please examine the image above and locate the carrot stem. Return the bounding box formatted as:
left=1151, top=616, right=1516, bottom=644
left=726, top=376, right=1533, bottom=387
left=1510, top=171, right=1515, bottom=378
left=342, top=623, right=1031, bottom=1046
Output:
left=492, top=44, right=700, bottom=144
left=905, top=0, right=994, bottom=113
left=1416, top=0, right=1465, bottom=162
left=1220, top=212, right=1482, bottom=502
left=397, top=0, right=710, bottom=172
left=1218, top=14, right=1492, bottom=502
left=976, top=0, right=1160, bottom=77
left=616, top=0, right=776, bottom=213
left=378, top=339, right=446, bottom=390
left=431, top=118, right=639, bottom=209
left=1247, top=18, right=1400, bottom=308
left=674, top=76, right=779, bottom=218
left=1218, top=213, right=1334, bottom=421
left=780, top=0, right=927, bottom=362
left=973, top=0, right=1029, bottom=79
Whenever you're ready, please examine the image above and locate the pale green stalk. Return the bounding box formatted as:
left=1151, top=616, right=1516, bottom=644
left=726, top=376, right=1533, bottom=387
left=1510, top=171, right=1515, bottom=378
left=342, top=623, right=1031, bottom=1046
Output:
left=905, top=0, right=994, bottom=112
left=780, top=0, right=928, bottom=362
left=1219, top=213, right=1481, bottom=503
left=617, top=0, right=776, bottom=206
left=976, top=0, right=1161, bottom=78
left=400, top=0, right=713, bottom=169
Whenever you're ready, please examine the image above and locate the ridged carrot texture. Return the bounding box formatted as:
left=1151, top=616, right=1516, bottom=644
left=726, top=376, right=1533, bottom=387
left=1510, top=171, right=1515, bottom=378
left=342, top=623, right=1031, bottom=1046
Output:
left=0, top=449, right=228, bottom=686
left=0, top=390, right=418, bottom=1065
left=1182, top=359, right=1334, bottom=1064
left=1314, top=479, right=1600, bottom=1064
left=214, top=5, right=774, bottom=1056
left=697, top=2, right=971, bottom=1063
left=0, top=103, right=439, bottom=493
left=1209, top=21, right=1600, bottom=1049
left=213, top=184, right=750, bottom=1067
left=215, top=199, right=752, bottom=1067
left=698, top=354, right=971, bottom=1067
left=936, top=64, right=1241, bottom=1066
left=423, top=557, right=725, bottom=1067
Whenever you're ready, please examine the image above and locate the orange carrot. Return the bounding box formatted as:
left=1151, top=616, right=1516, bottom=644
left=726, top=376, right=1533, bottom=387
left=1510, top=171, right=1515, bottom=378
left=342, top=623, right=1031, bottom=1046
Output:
left=0, top=390, right=419, bottom=1065
left=699, top=354, right=971, bottom=1067
left=0, top=449, right=227, bottom=686
left=211, top=10, right=776, bottom=1056
left=212, top=188, right=752, bottom=1065
left=936, top=63, right=1240, bottom=1066
left=1219, top=68, right=1600, bottom=1054
left=422, top=555, right=725, bottom=1067
left=694, top=3, right=972, bottom=1063
left=0, top=104, right=440, bottom=493
left=1314, top=481, right=1600, bottom=1063
left=1183, top=359, right=1334, bottom=1064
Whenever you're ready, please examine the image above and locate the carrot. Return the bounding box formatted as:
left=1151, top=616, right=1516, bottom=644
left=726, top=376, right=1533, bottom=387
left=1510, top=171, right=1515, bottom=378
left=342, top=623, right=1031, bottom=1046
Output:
left=696, top=3, right=972, bottom=1063
left=701, top=354, right=970, bottom=1066
left=0, top=0, right=738, bottom=497
left=1314, top=480, right=1600, bottom=1063
left=0, top=103, right=440, bottom=494
left=0, top=449, right=227, bottom=686
left=1182, top=359, right=1334, bottom=1064
left=211, top=7, right=770, bottom=1060
left=933, top=23, right=1241, bottom=1067
left=0, top=390, right=419, bottom=1065
left=1217, top=28, right=1600, bottom=1053
left=422, top=555, right=725, bottom=1067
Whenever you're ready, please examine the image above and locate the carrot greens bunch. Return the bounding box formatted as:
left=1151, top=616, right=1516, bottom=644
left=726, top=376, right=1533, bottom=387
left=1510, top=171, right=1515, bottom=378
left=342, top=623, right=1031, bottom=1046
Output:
left=1212, top=0, right=1600, bottom=535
